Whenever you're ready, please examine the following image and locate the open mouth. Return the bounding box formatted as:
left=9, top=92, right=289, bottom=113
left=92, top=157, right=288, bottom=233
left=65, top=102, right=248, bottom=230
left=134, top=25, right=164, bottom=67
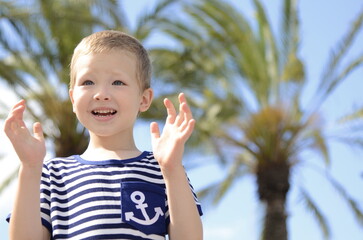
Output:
left=91, top=109, right=117, bottom=117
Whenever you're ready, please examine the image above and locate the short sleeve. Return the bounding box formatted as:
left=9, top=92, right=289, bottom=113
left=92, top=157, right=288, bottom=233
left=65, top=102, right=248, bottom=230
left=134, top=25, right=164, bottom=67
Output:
left=5, top=163, right=53, bottom=234
left=40, top=163, right=52, bottom=233
left=187, top=175, right=203, bottom=216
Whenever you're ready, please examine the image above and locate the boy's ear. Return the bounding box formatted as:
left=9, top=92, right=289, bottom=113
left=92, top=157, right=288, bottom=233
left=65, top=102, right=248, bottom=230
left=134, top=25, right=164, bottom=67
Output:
left=69, top=89, right=76, bottom=112
left=139, top=88, right=153, bottom=112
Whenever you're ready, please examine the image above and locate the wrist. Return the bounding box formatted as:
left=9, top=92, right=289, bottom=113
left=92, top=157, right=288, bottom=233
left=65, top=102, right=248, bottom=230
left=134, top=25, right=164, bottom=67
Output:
left=160, top=164, right=185, bottom=179
left=19, top=163, right=43, bottom=179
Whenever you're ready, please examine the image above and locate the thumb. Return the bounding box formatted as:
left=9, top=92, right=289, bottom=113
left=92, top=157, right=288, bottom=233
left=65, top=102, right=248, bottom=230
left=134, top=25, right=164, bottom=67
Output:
left=33, top=122, right=44, bottom=141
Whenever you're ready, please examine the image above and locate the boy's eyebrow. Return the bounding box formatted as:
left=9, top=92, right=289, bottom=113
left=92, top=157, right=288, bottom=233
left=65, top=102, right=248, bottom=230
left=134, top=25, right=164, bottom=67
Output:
left=76, top=68, right=134, bottom=82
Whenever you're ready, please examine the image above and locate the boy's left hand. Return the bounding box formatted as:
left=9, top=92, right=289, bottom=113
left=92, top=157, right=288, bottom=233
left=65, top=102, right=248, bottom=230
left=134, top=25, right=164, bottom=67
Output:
left=150, top=93, right=195, bottom=172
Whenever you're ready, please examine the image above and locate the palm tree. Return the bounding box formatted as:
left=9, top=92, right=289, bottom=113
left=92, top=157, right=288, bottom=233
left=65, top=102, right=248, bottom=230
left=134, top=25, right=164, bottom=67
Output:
left=0, top=0, right=177, bottom=193
left=145, top=0, right=363, bottom=239
left=0, top=0, right=128, bottom=154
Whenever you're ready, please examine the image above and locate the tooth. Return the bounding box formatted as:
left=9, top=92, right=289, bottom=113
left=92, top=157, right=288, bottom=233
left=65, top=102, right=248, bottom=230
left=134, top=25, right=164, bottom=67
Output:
left=93, top=109, right=116, bottom=115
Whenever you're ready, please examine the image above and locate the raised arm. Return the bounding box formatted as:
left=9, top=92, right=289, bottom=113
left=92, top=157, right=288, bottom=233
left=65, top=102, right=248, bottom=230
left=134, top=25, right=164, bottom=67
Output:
left=4, top=100, right=50, bottom=240
left=150, top=93, right=203, bottom=240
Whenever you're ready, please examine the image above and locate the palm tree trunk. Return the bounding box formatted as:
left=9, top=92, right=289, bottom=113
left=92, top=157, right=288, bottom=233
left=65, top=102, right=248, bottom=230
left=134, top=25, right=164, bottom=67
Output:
left=257, top=160, right=290, bottom=240
left=263, top=197, right=288, bottom=240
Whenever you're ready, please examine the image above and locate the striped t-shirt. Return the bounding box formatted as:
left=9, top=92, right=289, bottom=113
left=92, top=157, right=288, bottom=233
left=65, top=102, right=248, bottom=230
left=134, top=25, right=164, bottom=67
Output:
left=39, top=151, right=202, bottom=240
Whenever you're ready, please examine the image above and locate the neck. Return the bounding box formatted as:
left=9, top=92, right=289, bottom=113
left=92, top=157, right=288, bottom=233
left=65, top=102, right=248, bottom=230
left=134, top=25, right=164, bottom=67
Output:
left=82, top=132, right=141, bottom=160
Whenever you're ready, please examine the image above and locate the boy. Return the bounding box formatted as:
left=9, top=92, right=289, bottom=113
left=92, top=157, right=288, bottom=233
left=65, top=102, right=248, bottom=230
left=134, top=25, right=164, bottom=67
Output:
left=4, top=30, right=203, bottom=240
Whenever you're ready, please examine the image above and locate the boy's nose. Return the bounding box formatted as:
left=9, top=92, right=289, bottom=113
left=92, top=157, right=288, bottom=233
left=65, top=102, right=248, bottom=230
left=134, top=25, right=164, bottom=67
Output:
left=94, top=96, right=110, bottom=101
left=94, top=90, right=110, bottom=101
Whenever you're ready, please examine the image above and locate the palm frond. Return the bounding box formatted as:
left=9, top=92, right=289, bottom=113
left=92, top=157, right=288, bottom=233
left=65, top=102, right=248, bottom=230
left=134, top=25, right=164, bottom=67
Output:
left=278, top=0, right=305, bottom=107
left=325, top=173, right=363, bottom=226
left=188, top=0, right=271, bottom=106
left=310, top=129, right=330, bottom=166
left=338, top=108, right=363, bottom=123
left=198, top=157, right=248, bottom=205
left=279, top=0, right=299, bottom=63
left=311, top=7, right=363, bottom=111
left=155, top=17, right=205, bottom=47
left=299, top=188, right=330, bottom=240
left=319, top=55, right=363, bottom=114
left=133, top=0, right=178, bottom=40
left=253, top=0, right=279, bottom=100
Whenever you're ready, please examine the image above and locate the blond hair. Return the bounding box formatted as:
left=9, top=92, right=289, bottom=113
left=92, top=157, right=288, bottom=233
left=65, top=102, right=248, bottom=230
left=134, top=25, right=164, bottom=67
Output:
left=69, top=30, right=151, bottom=90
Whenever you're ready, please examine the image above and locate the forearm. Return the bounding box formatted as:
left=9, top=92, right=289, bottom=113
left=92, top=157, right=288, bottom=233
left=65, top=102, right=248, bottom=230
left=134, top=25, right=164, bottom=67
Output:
left=9, top=165, right=49, bottom=240
left=162, top=165, right=203, bottom=240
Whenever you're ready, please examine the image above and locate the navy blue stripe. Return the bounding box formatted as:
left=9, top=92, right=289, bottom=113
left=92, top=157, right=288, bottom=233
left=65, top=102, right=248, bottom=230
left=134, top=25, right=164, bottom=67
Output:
left=60, top=187, right=119, bottom=203
left=50, top=178, right=121, bottom=190
left=51, top=168, right=163, bottom=180
left=50, top=196, right=119, bottom=212
left=51, top=205, right=120, bottom=222
left=53, top=223, right=163, bottom=239
left=53, top=214, right=122, bottom=230
left=41, top=188, right=50, bottom=196
left=41, top=172, right=50, bottom=178
left=41, top=207, right=51, bottom=216
left=82, top=234, right=147, bottom=240
left=50, top=186, right=119, bottom=200
left=74, top=151, right=150, bottom=165
left=49, top=168, right=163, bottom=185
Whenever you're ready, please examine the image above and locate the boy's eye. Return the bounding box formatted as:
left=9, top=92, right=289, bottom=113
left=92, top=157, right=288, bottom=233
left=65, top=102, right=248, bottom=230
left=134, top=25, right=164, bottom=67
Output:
left=112, top=80, right=125, bottom=86
left=82, top=80, right=94, bottom=86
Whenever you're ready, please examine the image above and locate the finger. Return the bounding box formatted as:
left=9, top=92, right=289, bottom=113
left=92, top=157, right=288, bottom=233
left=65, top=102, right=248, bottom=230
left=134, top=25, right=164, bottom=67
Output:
left=179, top=109, right=195, bottom=131
left=12, top=105, right=26, bottom=120
left=164, top=98, right=176, bottom=124
left=33, top=122, right=44, bottom=141
left=12, top=99, right=26, bottom=110
left=4, top=118, right=30, bottom=143
left=174, top=93, right=189, bottom=126
left=178, top=92, right=186, bottom=102
left=175, top=103, right=186, bottom=126
left=150, top=122, right=160, bottom=139
left=179, top=93, right=193, bottom=121
left=182, top=119, right=196, bottom=140
left=4, top=104, right=27, bottom=135
left=7, top=101, right=26, bottom=119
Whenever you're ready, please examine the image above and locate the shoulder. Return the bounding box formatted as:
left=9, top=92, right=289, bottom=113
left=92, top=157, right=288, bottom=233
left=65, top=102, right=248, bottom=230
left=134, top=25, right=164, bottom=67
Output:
left=135, top=151, right=160, bottom=168
left=44, top=155, right=78, bottom=164
left=43, top=155, right=79, bottom=171
left=141, top=151, right=156, bottom=162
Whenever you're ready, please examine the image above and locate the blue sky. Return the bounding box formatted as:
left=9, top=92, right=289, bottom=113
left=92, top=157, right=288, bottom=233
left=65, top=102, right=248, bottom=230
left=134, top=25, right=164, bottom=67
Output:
left=1, top=0, right=363, bottom=239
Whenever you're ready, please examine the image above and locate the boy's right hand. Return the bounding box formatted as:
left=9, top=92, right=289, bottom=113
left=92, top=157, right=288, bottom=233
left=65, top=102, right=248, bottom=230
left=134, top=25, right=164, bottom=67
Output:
left=4, top=100, right=46, bottom=169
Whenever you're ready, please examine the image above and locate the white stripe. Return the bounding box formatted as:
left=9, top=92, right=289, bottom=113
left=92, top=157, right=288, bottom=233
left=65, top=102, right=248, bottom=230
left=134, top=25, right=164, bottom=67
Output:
left=50, top=185, right=120, bottom=206
left=59, top=227, right=165, bottom=240
left=53, top=218, right=120, bottom=236
left=49, top=182, right=120, bottom=200
left=40, top=211, right=51, bottom=223
left=53, top=208, right=121, bottom=226
left=51, top=200, right=120, bottom=217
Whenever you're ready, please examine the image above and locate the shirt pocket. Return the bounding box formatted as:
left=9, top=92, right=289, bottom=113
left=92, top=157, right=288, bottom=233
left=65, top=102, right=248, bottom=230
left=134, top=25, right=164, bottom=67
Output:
left=120, top=181, right=167, bottom=235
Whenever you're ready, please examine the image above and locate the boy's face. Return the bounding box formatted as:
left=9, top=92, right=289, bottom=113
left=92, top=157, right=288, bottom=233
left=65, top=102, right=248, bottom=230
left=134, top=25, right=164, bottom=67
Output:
left=69, top=51, right=153, bottom=138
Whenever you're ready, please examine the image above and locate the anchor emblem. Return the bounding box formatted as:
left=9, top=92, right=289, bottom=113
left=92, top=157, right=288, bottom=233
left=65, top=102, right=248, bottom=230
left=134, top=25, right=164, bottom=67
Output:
left=125, top=191, right=164, bottom=225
